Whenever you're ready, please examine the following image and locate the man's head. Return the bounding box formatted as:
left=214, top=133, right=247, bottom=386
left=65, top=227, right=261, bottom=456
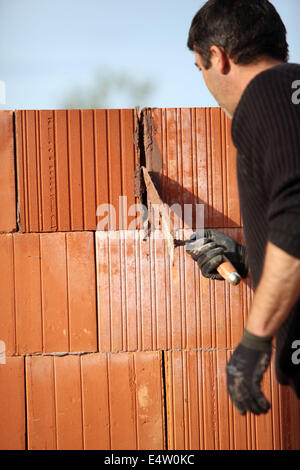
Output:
left=188, top=0, right=289, bottom=116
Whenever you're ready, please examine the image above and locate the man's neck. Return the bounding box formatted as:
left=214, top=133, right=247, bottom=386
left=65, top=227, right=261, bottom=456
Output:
left=238, top=58, right=283, bottom=95
left=230, top=58, right=284, bottom=116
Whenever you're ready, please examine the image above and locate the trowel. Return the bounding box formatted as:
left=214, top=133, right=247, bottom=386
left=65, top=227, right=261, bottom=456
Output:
left=141, top=166, right=241, bottom=286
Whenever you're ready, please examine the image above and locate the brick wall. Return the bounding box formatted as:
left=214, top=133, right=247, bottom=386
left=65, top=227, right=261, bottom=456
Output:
left=0, top=108, right=299, bottom=450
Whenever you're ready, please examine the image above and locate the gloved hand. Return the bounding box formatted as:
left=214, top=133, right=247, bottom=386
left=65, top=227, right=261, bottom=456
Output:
left=185, top=229, right=248, bottom=280
left=226, top=329, right=273, bottom=415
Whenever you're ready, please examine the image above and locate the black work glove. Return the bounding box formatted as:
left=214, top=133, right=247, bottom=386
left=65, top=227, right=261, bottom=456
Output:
left=185, top=229, right=248, bottom=280
left=226, top=329, right=273, bottom=415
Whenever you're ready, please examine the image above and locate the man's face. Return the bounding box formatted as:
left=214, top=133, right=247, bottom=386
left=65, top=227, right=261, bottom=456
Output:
left=194, top=51, right=232, bottom=117
left=194, top=52, right=219, bottom=96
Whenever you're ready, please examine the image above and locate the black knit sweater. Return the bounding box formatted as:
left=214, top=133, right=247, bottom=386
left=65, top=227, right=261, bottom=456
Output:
left=231, top=63, right=300, bottom=290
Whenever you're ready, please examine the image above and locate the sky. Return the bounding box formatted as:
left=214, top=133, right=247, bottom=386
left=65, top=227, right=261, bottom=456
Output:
left=1, top=0, right=300, bottom=110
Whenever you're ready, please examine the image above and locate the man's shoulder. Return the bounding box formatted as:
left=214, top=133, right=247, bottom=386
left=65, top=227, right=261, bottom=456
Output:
left=250, top=62, right=300, bottom=90
left=234, top=63, right=300, bottom=124
left=232, top=63, right=300, bottom=148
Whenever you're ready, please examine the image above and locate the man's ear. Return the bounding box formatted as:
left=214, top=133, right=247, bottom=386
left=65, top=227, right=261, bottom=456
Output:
left=210, top=46, right=231, bottom=75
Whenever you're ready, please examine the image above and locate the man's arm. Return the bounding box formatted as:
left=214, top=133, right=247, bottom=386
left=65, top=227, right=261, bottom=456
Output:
left=246, top=241, right=300, bottom=337
left=225, top=240, right=300, bottom=416
left=185, top=234, right=300, bottom=414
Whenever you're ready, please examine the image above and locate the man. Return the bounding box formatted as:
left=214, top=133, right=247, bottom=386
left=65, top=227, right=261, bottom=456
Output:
left=186, top=0, right=300, bottom=416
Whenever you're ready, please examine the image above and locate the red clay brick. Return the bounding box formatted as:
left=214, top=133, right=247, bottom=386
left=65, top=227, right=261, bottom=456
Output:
left=107, top=351, right=165, bottom=450
left=0, top=111, right=16, bottom=232
left=1, top=232, right=97, bottom=355
left=66, top=232, right=97, bottom=352
left=14, top=233, right=43, bottom=354
left=165, top=349, right=300, bottom=450
left=26, top=352, right=164, bottom=450
left=0, top=357, right=25, bottom=450
left=134, top=351, right=165, bottom=449
left=96, top=229, right=247, bottom=352
left=108, top=352, right=139, bottom=449
left=81, top=353, right=111, bottom=450
left=26, top=356, right=56, bottom=450
left=54, top=355, right=83, bottom=450
left=0, top=234, right=16, bottom=355
left=81, top=110, right=97, bottom=230
left=144, top=108, right=241, bottom=230
left=16, top=109, right=138, bottom=232
left=40, top=233, right=69, bottom=352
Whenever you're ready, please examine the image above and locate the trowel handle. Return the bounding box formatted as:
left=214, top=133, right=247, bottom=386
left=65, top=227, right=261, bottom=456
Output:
left=217, top=256, right=241, bottom=286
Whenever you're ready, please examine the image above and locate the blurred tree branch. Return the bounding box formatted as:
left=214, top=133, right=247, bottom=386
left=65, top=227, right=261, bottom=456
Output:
left=60, top=68, right=157, bottom=108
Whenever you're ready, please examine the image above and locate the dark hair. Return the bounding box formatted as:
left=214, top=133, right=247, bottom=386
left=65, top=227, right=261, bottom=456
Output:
left=187, top=0, right=289, bottom=69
